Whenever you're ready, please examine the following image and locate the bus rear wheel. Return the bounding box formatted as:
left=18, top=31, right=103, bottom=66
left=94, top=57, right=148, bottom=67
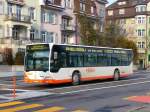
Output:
left=72, top=72, right=80, bottom=86
left=114, top=70, right=120, bottom=81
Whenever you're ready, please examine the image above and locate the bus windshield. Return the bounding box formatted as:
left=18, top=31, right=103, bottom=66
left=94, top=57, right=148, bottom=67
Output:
left=25, top=44, right=49, bottom=71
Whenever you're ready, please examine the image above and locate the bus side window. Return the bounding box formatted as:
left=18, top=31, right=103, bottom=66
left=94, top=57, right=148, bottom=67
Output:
left=121, top=54, right=128, bottom=66
left=102, top=54, right=108, bottom=66
left=59, top=52, right=66, bottom=68
left=78, top=53, right=83, bottom=67
left=54, top=52, right=58, bottom=60
left=107, top=53, right=111, bottom=66
left=97, top=53, right=103, bottom=66
left=111, top=53, right=120, bottom=66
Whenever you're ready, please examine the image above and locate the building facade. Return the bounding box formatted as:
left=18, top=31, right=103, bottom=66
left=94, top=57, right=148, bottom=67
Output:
left=0, top=0, right=107, bottom=64
left=106, top=0, right=150, bottom=69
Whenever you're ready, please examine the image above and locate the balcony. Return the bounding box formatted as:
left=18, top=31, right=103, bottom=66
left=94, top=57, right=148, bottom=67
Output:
left=5, top=14, right=31, bottom=23
left=0, top=38, right=41, bottom=46
left=7, top=0, right=25, bottom=6
left=61, top=25, right=75, bottom=32
left=137, top=48, right=146, bottom=54
left=41, top=3, right=64, bottom=11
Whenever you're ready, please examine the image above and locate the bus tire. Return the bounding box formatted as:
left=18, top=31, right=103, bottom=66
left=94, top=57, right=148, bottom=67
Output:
left=72, top=72, right=81, bottom=86
left=113, top=69, right=120, bottom=81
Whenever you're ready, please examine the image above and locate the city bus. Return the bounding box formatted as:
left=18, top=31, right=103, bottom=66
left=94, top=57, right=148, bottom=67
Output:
left=24, top=43, right=133, bottom=85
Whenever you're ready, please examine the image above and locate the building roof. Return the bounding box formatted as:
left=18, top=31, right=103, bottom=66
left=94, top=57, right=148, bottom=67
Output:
left=107, top=0, right=150, bottom=10
left=96, top=0, right=108, bottom=4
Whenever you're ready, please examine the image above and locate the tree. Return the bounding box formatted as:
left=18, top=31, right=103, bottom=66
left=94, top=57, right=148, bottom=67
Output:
left=78, top=15, right=99, bottom=46
left=103, top=23, right=138, bottom=62
left=115, top=37, right=138, bottom=62
left=14, top=51, right=25, bottom=65
left=78, top=16, right=138, bottom=62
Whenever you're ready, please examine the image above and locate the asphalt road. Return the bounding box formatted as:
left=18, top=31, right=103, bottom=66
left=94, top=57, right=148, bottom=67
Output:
left=0, top=71, right=150, bottom=112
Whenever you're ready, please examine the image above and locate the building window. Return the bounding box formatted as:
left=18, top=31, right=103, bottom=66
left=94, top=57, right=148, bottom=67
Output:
left=142, top=42, right=145, bottom=48
left=42, top=11, right=56, bottom=24
left=62, top=18, right=70, bottom=26
left=0, top=1, right=3, bottom=14
left=16, top=5, right=21, bottom=20
left=91, top=6, right=96, bottom=15
left=119, top=9, right=125, bottom=15
left=29, top=7, right=35, bottom=20
left=137, top=29, right=145, bottom=37
left=45, top=0, right=54, bottom=4
left=136, top=16, right=145, bottom=24
left=137, top=42, right=145, bottom=48
left=99, top=8, right=105, bottom=17
left=30, top=29, right=35, bottom=40
left=119, top=19, right=126, bottom=24
left=65, top=0, right=71, bottom=8
left=136, top=5, right=146, bottom=12
left=41, top=31, right=46, bottom=42
left=80, top=2, right=85, bottom=12
left=141, top=6, right=146, bottom=12
left=108, top=10, right=113, bottom=16
left=136, top=7, right=138, bottom=12
left=42, top=11, right=46, bottom=22
left=41, top=31, right=54, bottom=43
left=91, top=6, right=94, bottom=14
left=62, top=34, right=69, bottom=44
left=48, top=12, right=56, bottom=24
left=12, top=27, right=19, bottom=40
left=8, top=3, right=12, bottom=15
left=47, top=32, right=54, bottom=43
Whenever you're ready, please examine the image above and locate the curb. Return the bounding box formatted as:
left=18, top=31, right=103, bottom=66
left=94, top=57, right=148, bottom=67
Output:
left=127, top=106, right=146, bottom=112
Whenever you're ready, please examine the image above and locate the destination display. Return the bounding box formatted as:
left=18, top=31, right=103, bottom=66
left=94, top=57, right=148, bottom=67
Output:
left=27, top=44, right=49, bottom=51
left=65, top=46, right=127, bottom=54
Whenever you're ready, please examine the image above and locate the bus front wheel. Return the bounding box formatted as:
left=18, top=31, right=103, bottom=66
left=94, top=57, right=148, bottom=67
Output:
left=72, top=72, right=80, bottom=86
left=114, top=69, right=120, bottom=81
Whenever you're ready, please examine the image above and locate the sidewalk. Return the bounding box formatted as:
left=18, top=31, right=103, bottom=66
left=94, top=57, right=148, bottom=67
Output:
left=0, top=65, right=23, bottom=78
left=0, top=71, right=23, bottom=78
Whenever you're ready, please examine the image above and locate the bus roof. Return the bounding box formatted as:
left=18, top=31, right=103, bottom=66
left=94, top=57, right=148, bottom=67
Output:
left=26, top=43, right=133, bottom=51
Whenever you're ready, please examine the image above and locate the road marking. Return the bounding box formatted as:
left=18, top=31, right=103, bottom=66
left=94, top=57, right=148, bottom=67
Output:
left=34, top=106, right=65, bottom=112
left=0, top=88, right=31, bottom=92
left=0, top=101, right=24, bottom=107
left=124, top=96, right=150, bottom=103
left=39, top=77, right=150, bottom=92
left=147, top=92, right=150, bottom=95
left=72, top=110, right=89, bottom=112
left=123, top=96, right=137, bottom=100
left=0, top=104, right=43, bottom=112
left=127, top=106, right=145, bottom=112
left=59, top=80, right=150, bottom=95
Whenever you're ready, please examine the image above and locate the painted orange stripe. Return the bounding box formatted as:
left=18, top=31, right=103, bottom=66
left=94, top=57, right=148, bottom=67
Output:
left=25, top=74, right=129, bottom=84
left=24, top=79, right=72, bottom=84
left=82, top=74, right=129, bottom=81
left=81, top=76, right=113, bottom=81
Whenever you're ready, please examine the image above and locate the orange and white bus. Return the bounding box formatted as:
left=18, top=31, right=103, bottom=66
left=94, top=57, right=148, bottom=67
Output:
left=24, top=43, right=133, bottom=85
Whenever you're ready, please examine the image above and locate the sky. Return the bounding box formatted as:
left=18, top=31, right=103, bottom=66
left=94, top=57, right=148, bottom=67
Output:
left=108, top=0, right=117, bottom=5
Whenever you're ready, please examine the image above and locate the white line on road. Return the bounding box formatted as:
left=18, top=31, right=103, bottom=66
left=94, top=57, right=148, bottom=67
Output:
left=59, top=80, right=150, bottom=95
left=40, top=77, right=150, bottom=92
